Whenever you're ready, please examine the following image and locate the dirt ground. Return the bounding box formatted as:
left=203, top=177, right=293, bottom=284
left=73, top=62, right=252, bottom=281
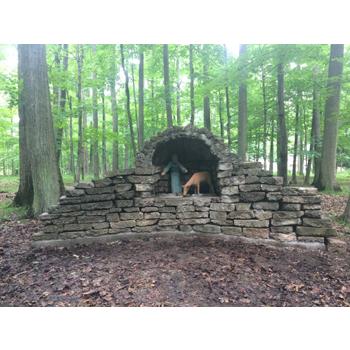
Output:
left=1, top=210, right=350, bottom=306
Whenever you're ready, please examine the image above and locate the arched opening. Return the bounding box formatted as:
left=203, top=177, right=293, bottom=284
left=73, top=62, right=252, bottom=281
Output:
left=152, top=136, right=220, bottom=195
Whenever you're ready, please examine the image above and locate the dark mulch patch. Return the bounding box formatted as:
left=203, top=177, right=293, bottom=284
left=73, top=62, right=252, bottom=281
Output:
left=0, top=218, right=350, bottom=307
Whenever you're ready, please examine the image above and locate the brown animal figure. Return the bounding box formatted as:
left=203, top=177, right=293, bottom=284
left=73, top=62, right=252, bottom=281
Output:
left=182, top=171, right=215, bottom=196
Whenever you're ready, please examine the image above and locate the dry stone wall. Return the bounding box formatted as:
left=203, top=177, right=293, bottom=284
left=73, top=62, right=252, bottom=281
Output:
left=34, top=127, right=337, bottom=250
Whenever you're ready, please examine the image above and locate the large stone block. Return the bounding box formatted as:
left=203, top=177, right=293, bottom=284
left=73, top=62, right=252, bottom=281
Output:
left=144, top=212, right=160, bottom=220
left=220, top=195, right=240, bottom=203
left=92, top=222, right=110, bottom=230
left=159, top=206, right=176, bottom=213
left=158, top=219, right=180, bottom=226
left=136, top=219, right=158, bottom=227
left=302, top=195, right=321, bottom=204
left=245, top=175, right=259, bottom=184
left=177, top=205, right=195, bottom=212
left=282, top=187, right=318, bottom=196
left=221, top=186, right=239, bottom=196
left=210, top=211, right=227, bottom=220
left=141, top=206, right=158, bottom=212
left=63, top=223, right=92, bottom=232
left=303, top=210, right=322, bottom=218
left=282, top=196, right=304, bottom=204
left=297, top=236, right=325, bottom=243
left=234, top=220, right=269, bottom=228
left=266, top=192, right=283, bottom=201
left=240, top=192, right=265, bottom=202
left=135, top=197, right=155, bottom=207
left=296, top=226, right=336, bottom=237
left=259, top=176, right=283, bottom=185
left=302, top=204, right=321, bottom=210
left=160, top=212, right=177, bottom=219
left=222, top=226, right=242, bottom=235
left=110, top=220, right=136, bottom=229
left=114, top=183, right=133, bottom=192
left=210, top=203, right=235, bottom=211
left=179, top=225, right=193, bottom=232
left=135, top=184, right=153, bottom=192
left=228, top=211, right=255, bottom=219
left=239, top=184, right=261, bottom=192
left=243, top=228, right=269, bottom=239
left=302, top=217, right=332, bottom=227
left=77, top=215, right=107, bottom=224
left=270, top=226, right=294, bottom=233
left=163, top=197, right=193, bottom=207
left=123, top=207, right=140, bottom=213
left=254, top=210, right=273, bottom=220
left=58, top=204, right=81, bottom=212
left=85, top=186, right=115, bottom=195
left=253, top=202, right=279, bottom=210
left=211, top=219, right=234, bottom=226
left=59, top=196, right=83, bottom=205
left=193, top=225, right=221, bottom=234
left=65, top=188, right=85, bottom=197
left=93, top=178, right=113, bottom=188
left=217, top=170, right=232, bottom=178
left=81, top=201, right=113, bottom=210
left=232, top=175, right=246, bottom=185
left=271, top=218, right=301, bottom=226
left=193, top=197, right=212, bottom=206
left=235, top=203, right=251, bottom=211
left=106, top=213, right=120, bottom=222
left=116, top=190, right=135, bottom=200
left=218, top=162, right=233, bottom=171
left=75, top=182, right=93, bottom=189
left=182, top=218, right=210, bottom=225
left=261, top=184, right=282, bottom=192
left=178, top=212, right=208, bottom=219
left=269, top=232, right=297, bottom=242
left=272, top=211, right=304, bottom=220
left=82, top=194, right=115, bottom=203
left=120, top=212, right=143, bottom=221
left=116, top=200, right=134, bottom=208
left=281, top=203, right=301, bottom=211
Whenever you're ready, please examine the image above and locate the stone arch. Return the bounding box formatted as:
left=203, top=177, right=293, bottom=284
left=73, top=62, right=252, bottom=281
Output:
left=135, top=126, right=238, bottom=195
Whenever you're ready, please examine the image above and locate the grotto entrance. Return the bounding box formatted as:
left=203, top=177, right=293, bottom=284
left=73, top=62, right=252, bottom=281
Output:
left=152, top=136, right=219, bottom=195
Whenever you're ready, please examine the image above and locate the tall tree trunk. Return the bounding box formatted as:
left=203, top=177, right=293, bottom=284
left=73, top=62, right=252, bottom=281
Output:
left=110, top=45, right=119, bottom=172
left=82, top=91, right=88, bottom=178
left=291, top=100, right=299, bottom=184
left=224, top=45, right=232, bottom=149
left=261, top=67, right=268, bottom=170
left=163, top=44, right=173, bottom=128
left=101, top=92, right=107, bottom=175
left=120, top=44, right=137, bottom=161
left=202, top=45, right=211, bottom=130
left=131, top=60, right=139, bottom=150
left=277, top=62, right=288, bottom=184
left=311, top=68, right=321, bottom=186
left=68, top=95, right=75, bottom=179
left=315, top=44, right=344, bottom=191
left=13, top=47, right=34, bottom=207
left=238, top=44, right=248, bottom=161
left=18, top=44, right=60, bottom=215
left=138, top=49, right=144, bottom=149
left=269, top=115, right=275, bottom=173
left=189, top=44, right=195, bottom=127
left=76, top=45, right=84, bottom=182
left=218, top=90, right=224, bottom=139
left=298, top=105, right=304, bottom=177
left=92, top=45, right=99, bottom=179
left=176, top=55, right=181, bottom=125
left=56, top=44, right=68, bottom=194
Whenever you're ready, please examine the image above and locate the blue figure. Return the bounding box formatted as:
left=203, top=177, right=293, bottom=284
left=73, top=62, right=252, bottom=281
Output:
left=161, top=154, right=188, bottom=194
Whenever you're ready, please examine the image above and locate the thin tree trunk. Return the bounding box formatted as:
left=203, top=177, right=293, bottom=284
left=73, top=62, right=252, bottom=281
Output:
left=238, top=44, right=248, bottom=161
left=68, top=95, right=75, bottom=179
left=101, top=92, right=107, bottom=175
left=13, top=47, right=33, bottom=207
left=92, top=45, right=99, bottom=179
left=224, top=46, right=232, bottom=149
left=120, top=44, right=137, bottom=160
left=176, top=56, right=181, bottom=125
left=163, top=44, right=173, bottom=128
left=189, top=44, right=195, bottom=127
left=261, top=67, right=268, bottom=170
left=291, top=101, right=299, bottom=184
left=277, top=62, right=288, bottom=185
left=131, top=60, right=139, bottom=150
left=138, top=49, right=144, bottom=149
left=218, top=91, right=224, bottom=139
left=315, top=44, right=344, bottom=190
left=18, top=44, right=60, bottom=215
left=82, top=91, right=88, bottom=178
left=203, top=45, right=210, bottom=130
left=269, top=115, right=274, bottom=173
left=312, top=68, right=321, bottom=186
left=76, top=45, right=84, bottom=182
left=298, top=104, right=304, bottom=177
left=110, top=45, right=119, bottom=172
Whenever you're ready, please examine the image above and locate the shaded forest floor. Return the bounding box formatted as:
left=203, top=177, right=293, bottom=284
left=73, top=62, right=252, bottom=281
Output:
left=0, top=189, right=350, bottom=306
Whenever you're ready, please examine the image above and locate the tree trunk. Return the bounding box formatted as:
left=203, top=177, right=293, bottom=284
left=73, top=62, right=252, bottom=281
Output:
left=189, top=44, right=195, bottom=127
left=277, top=62, right=288, bottom=185
left=138, top=49, right=144, bottom=149
left=120, top=45, right=137, bottom=161
left=269, top=115, right=274, bottom=173
left=298, top=105, right=304, bottom=177
left=218, top=91, right=224, bottom=139
left=315, top=44, right=344, bottom=191
left=311, top=68, right=321, bottom=186
left=76, top=45, right=84, bottom=182
left=18, top=44, right=60, bottom=215
left=68, top=95, right=75, bottom=179
left=13, top=46, right=34, bottom=207
left=238, top=44, right=248, bottom=161
left=110, top=45, right=119, bottom=172
left=261, top=67, right=268, bottom=170
left=163, top=44, right=173, bottom=128
left=224, top=46, right=232, bottom=149
left=176, top=56, right=181, bottom=125
left=291, top=100, right=299, bottom=184
left=91, top=45, right=99, bottom=179
left=203, top=45, right=211, bottom=130
left=56, top=44, right=68, bottom=194
left=101, top=91, right=107, bottom=175
left=342, top=196, right=350, bottom=223
left=131, top=60, right=139, bottom=149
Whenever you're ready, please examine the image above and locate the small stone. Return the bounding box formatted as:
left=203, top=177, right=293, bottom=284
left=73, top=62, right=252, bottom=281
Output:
left=193, top=197, right=212, bottom=206
left=325, top=237, right=347, bottom=253
left=82, top=194, right=115, bottom=203
left=228, top=211, right=254, bottom=219
left=179, top=225, right=193, bottom=232
left=85, top=187, right=115, bottom=195
left=135, top=198, right=155, bottom=207
left=63, top=223, right=91, bottom=231
left=75, top=182, right=93, bottom=189
left=92, top=222, right=110, bottom=230
left=302, top=204, right=321, bottom=210
left=266, top=192, right=283, bottom=201
left=159, top=206, right=176, bottom=213
left=106, top=213, right=120, bottom=222
left=240, top=192, right=265, bottom=202
left=222, top=227, right=242, bottom=235
left=160, top=212, right=177, bottom=219
left=269, top=232, right=297, bottom=242
left=177, top=205, right=195, bottom=212
left=114, top=183, right=133, bottom=192
left=144, top=212, right=160, bottom=219
left=77, top=215, right=106, bottom=224
left=81, top=201, right=113, bottom=210
left=182, top=218, right=210, bottom=225
left=110, top=220, right=136, bottom=229
left=210, top=203, right=235, bottom=211
left=270, top=226, right=294, bottom=233
left=178, top=212, right=208, bottom=219
left=135, top=183, right=153, bottom=192
left=260, top=176, right=283, bottom=185
left=210, top=211, right=227, bottom=220
left=158, top=219, right=180, bottom=226
left=281, top=203, right=301, bottom=211
left=120, top=212, right=143, bottom=220
left=271, top=218, right=301, bottom=226
left=235, top=203, right=251, bottom=211
left=243, top=228, right=269, bottom=239
left=273, top=211, right=304, bottom=220
left=261, top=184, right=282, bottom=192
left=136, top=219, right=158, bottom=226
left=239, top=184, right=261, bottom=192
left=296, top=226, right=337, bottom=237
left=298, top=236, right=325, bottom=243
left=193, top=225, right=221, bottom=234
left=221, top=186, right=239, bottom=195
left=116, top=200, right=134, bottom=208
left=234, top=220, right=269, bottom=228
left=65, top=188, right=85, bottom=197
left=245, top=176, right=259, bottom=184
left=93, top=178, right=113, bottom=188
left=141, top=206, right=158, bottom=212
left=303, top=210, right=322, bottom=218
left=302, top=217, right=332, bottom=227
left=253, top=202, right=279, bottom=210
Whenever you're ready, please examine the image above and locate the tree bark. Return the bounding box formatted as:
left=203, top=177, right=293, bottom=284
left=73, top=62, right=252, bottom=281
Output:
left=92, top=45, right=99, bottom=180
left=261, top=67, right=268, bottom=170
left=224, top=46, right=232, bottom=149
left=110, top=45, right=119, bottom=172
left=315, top=44, right=344, bottom=191
left=120, top=44, right=137, bottom=161
left=342, top=196, right=350, bottom=223
left=68, top=95, right=75, bottom=179
left=138, top=49, right=144, bottom=149
left=131, top=59, right=139, bottom=149
left=238, top=44, right=248, bottom=161
left=163, top=44, right=173, bottom=128
left=18, top=44, right=60, bottom=215
left=176, top=55, right=181, bottom=125
left=101, top=91, right=107, bottom=175
left=189, top=44, right=195, bottom=127
left=13, top=46, right=34, bottom=207
left=277, top=62, right=288, bottom=184
left=291, top=100, right=299, bottom=184
left=76, top=45, right=84, bottom=182
left=269, top=115, right=274, bottom=173
left=202, top=45, right=211, bottom=130
left=218, top=91, right=224, bottom=139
